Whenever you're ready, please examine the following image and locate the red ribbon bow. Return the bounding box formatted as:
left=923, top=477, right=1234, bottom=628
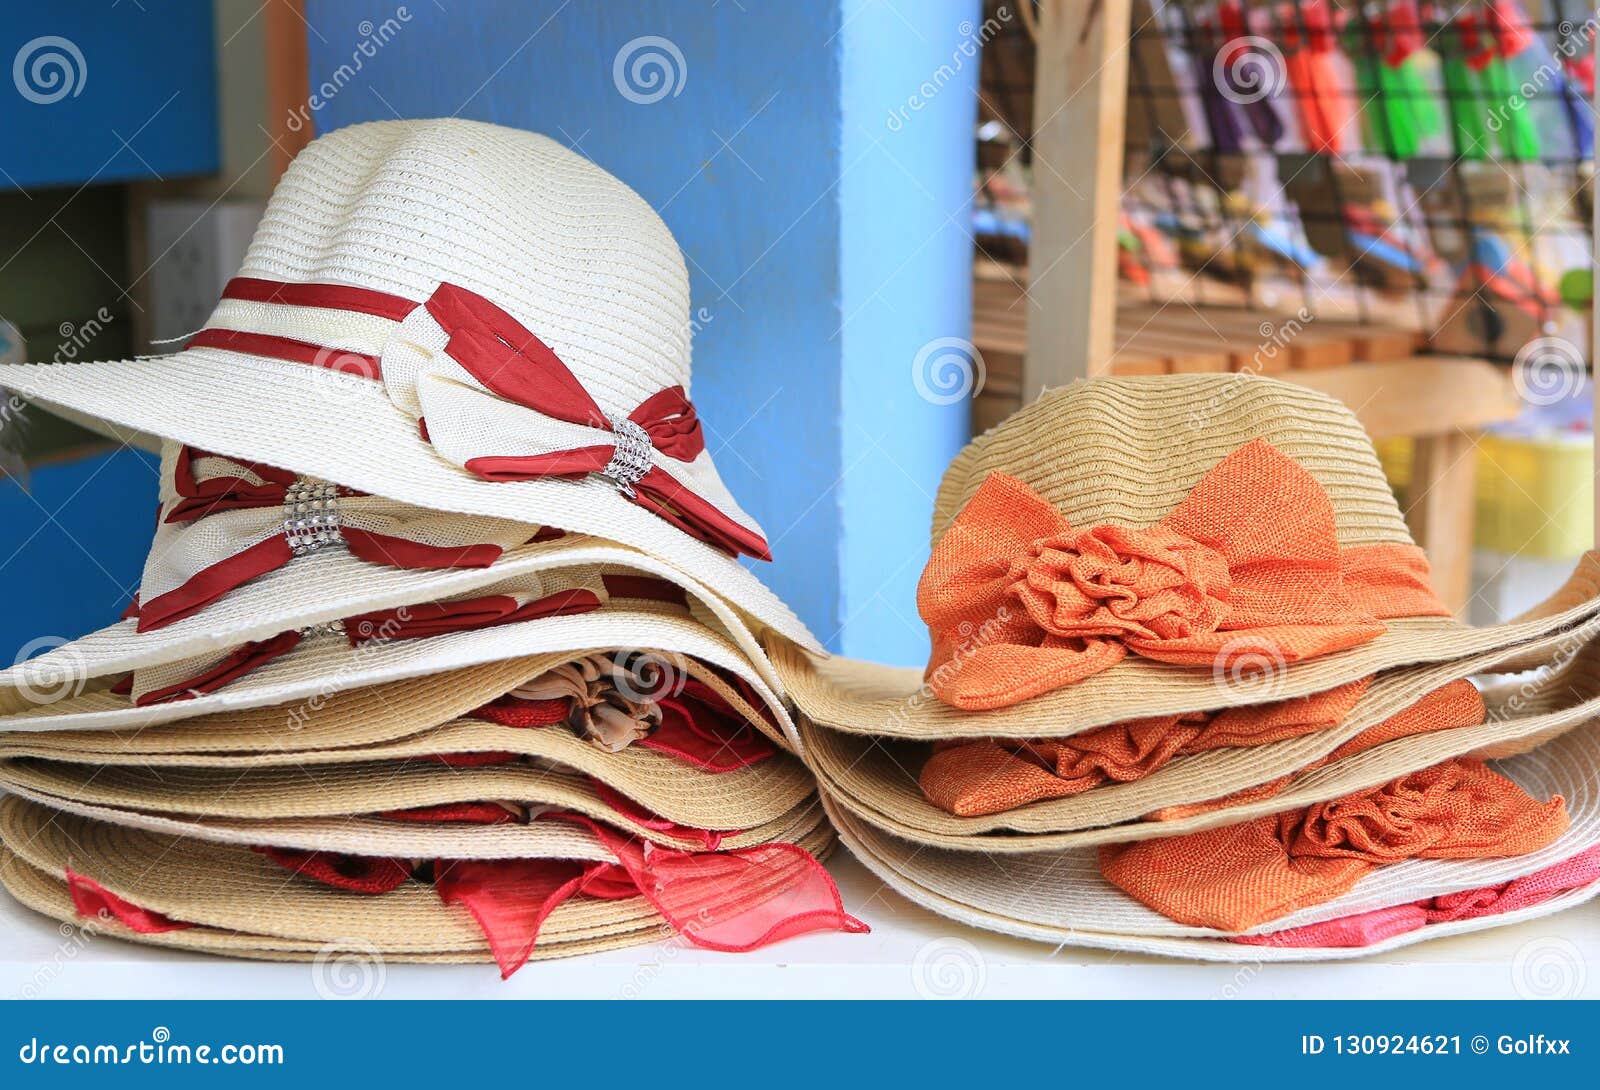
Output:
left=421, top=284, right=770, bottom=560
left=135, top=446, right=507, bottom=632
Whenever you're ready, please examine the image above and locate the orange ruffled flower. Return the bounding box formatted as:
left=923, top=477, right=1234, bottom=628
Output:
left=1149, top=679, right=1485, bottom=821
left=920, top=679, right=1371, bottom=817
left=918, top=440, right=1446, bottom=710
left=1098, top=757, right=1568, bottom=931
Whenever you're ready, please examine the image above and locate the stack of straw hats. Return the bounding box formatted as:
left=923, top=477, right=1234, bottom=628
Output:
left=0, top=119, right=866, bottom=976
left=776, top=376, right=1600, bottom=959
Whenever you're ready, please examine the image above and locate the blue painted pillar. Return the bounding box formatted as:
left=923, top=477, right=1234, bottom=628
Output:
left=304, top=0, right=979, bottom=664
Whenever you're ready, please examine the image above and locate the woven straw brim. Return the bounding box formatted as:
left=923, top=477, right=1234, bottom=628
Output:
left=0, top=739, right=815, bottom=845
left=772, top=555, right=1600, bottom=742
left=0, top=538, right=799, bottom=715
left=0, top=780, right=828, bottom=860
left=0, top=606, right=799, bottom=752
left=827, top=797, right=1600, bottom=963
left=6, top=651, right=782, bottom=759
left=819, top=720, right=1600, bottom=941
left=0, top=712, right=817, bottom=832
left=0, top=800, right=839, bottom=961
left=936, top=377, right=1416, bottom=543
left=0, top=847, right=663, bottom=964
left=0, top=356, right=815, bottom=657
left=800, top=625, right=1600, bottom=849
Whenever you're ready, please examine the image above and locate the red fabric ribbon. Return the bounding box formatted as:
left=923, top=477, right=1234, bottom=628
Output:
left=67, top=870, right=193, bottom=934
left=343, top=587, right=602, bottom=645
left=434, top=813, right=867, bottom=978
left=133, top=587, right=601, bottom=706
left=1234, top=845, right=1600, bottom=949
left=421, top=283, right=770, bottom=561
left=254, top=847, right=413, bottom=894
left=136, top=446, right=506, bottom=631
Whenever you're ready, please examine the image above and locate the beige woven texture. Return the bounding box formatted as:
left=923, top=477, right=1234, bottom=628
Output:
left=0, top=537, right=791, bottom=713
left=0, top=736, right=814, bottom=839
left=0, top=607, right=800, bottom=753
left=827, top=796, right=1600, bottom=963
left=0, top=118, right=817, bottom=653
left=10, top=651, right=779, bottom=758
left=801, top=625, right=1600, bottom=850
left=829, top=722, right=1600, bottom=936
left=0, top=847, right=663, bottom=964
left=0, top=780, right=828, bottom=862
left=772, top=376, right=1600, bottom=740
left=0, top=798, right=838, bottom=959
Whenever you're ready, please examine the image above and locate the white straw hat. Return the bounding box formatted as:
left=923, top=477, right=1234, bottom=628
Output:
left=0, top=603, right=801, bottom=751
left=0, top=536, right=792, bottom=716
left=0, top=118, right=814, bottom=652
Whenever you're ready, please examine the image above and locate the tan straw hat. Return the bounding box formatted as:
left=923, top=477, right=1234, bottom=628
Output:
left=829, top=798, right=1600, bottom=963
left=0, top=118, right=814, bottom=652
left=771, top=376, right=1600, bottom=740
left=0, top=797, right=839, bottom=964
left=824, top=720, right=1600, bottom=959
left=800, top=622, right=1600, bottom=852
left=0, top=604, right=799, bottom=752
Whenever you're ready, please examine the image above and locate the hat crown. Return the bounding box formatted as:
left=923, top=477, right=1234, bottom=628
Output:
left=230, top=118, right=694, bottom=412
left=932, top=375, right=1414, bottom=548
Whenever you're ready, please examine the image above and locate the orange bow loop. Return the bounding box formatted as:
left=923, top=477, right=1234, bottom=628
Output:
left=918, top=440, right=1389, bottom=710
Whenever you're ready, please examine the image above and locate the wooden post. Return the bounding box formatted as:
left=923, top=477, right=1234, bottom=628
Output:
left=1024, top=0, right=1132, bottom=400
left=265, top=0, right=313, bottom=179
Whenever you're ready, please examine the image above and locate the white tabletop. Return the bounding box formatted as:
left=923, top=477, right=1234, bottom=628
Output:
left=5, top=851, right=1596, bottom=1000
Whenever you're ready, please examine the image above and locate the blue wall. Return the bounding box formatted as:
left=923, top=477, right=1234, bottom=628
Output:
left=0, top=448, right=158, bottom=659
left=0, top=0, right=218, bottom=190
left=304, top=0, right=978, bottom=664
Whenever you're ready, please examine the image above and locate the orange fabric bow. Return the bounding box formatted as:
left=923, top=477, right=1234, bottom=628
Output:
left=920, top=679, right=1370, bottom=817
left=1099, top=757, right=1568, bottom=931
left=1148, top=678, right=1485, bottom=822
left=919, top=677, right=1485, bottom=819
left=918, top=440, right=1442, bottom=710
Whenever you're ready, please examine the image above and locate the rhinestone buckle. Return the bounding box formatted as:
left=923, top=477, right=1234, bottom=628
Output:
left=601, top=416, right=654, bottom=499
left=282, top=480, right=342, bottom=555
left=297, top=619, right=346, bottom=639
